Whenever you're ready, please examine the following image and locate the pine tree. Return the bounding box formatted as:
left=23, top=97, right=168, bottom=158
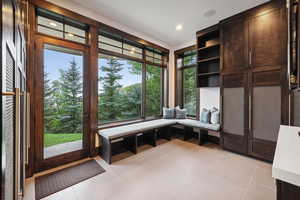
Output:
left=58, top=58, right=83, bottom=133
left=44, top=72, right=56, bottom=132
left=99, top=57, right=123, bottom=122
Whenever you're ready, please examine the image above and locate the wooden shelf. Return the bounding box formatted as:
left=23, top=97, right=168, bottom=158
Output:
left=196, top=24, right=220, bottom=88
left=198, top=56, right=220, bottom=63
left=198, top=44, right=220, bottom=51
left=198, top=72, right=220, bottom=76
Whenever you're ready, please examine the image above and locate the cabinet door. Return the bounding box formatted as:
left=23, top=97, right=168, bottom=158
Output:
left=249, top=7, right=287, bottom=71
left=249, top=70, right=286, bottom=161
left=221, top=73, right=248, bottom=154
left=292, top=91, right=300, bottom=126
left=221, top=18, right=248, bottom=73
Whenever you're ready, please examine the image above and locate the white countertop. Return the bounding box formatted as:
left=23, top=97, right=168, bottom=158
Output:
left=272, top=125, right=300, bottom=186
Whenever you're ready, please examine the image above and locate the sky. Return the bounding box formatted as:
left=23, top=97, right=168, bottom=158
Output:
left=44, top=47, right=141, bottom=91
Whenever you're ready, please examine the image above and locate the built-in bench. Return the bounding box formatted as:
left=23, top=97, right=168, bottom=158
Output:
left=98, top=119, right=220, bottom=164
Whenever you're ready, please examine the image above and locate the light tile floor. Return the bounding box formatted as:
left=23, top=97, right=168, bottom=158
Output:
left=24, top=139, right=276, bottom=200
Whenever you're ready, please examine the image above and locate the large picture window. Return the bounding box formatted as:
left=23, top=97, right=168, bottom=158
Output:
left=97, top=30, right=168, bottom=125
left=98, top=54, right=142, bottom=124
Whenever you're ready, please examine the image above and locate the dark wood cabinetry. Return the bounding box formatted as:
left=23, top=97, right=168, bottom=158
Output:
left=222, top=19, right=248, bottom=73
left=1, top=0, right=28, bottom=199
left=249, top=8, right=286, bottom=71
left=220, top=1, right=288, bottom=162
left=221, top=73, right=248, bottom=154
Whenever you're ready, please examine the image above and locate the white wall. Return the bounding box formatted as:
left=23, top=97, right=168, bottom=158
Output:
left=199, top=87, right=220, bottom=111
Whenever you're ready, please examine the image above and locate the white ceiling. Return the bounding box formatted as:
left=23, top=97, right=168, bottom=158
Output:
left=56, top=0, right=270, bottom=49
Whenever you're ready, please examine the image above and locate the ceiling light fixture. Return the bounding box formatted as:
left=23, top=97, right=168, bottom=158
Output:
left=49, top=22, right=57, bottom=27
left=176, top=24, right=183, bottom=31
left=67, top=33, right=74, bottom=37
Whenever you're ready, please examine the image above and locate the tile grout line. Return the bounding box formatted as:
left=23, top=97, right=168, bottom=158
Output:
left=241, top=164, right=258, bottom=200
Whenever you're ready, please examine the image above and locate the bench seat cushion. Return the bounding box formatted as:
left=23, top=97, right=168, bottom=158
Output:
left=98, top=119, right=221, bottom=140
left=177, top=119, right=221, bottom=131
left=99, top=119, right=177, bottom=140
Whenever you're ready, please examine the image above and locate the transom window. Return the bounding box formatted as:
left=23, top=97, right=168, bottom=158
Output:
left=98, top=30, right=143, bottom=59
left=177, top=49, right=197, bottom=68
left=98, top=30, right=167, bottom=66
left=36, top=8, right=88, bottom=44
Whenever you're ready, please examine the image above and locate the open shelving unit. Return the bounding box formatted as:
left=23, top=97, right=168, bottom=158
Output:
left=196, top=25, right=220, bottom=87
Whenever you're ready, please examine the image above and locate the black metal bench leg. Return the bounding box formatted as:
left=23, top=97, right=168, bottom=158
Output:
left=101, top=136, right=112, bottom=164
left=198, top=130, right=208, bottom=145
left=184, top=126, right=193, bottom=141
left=124, top=135, right=138, bottom=154
left=143, top=130, right=157, bottom=146
left=159, top=126, right=172, bottom=141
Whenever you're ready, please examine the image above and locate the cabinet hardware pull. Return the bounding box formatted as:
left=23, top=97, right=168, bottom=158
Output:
left=249, top=94, right=252, bottom=131
left=249, top=51, right=252, bottom=66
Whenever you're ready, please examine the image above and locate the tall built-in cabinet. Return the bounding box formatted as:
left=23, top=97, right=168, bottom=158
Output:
left=220, top=0, right=288, bottom=161
left=1, top=0, right=29, bottom=199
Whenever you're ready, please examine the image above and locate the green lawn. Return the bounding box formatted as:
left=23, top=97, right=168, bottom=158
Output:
left=44, top=133, right=82, bottom=147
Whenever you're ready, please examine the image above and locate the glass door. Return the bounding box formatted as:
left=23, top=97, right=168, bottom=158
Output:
left=34, top=36, right=88, bottom=171
left=43, top=44, right=84, bottom=159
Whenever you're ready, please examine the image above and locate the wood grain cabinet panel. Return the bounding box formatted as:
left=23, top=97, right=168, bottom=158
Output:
left=221, top=73, right=248, bottom=154
left=249, top=8, right=286, bottom=71
left=222, top=19, right=248, bottom=73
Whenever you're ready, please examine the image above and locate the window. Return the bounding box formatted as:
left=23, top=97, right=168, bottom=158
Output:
left=146, top=65, right=162, bottom=117
left=37, top=8, right=88, bottom=44
left=146, top=48, right=163, bottom=65
left=176, top=46, right=197, bottom=117
left=98, top=31, right=143, bottom=59
left=183, top=67, right=197, bottom=116
left=177, top=49, right=197, bottom=68
left=98, top=30, right=167, bottom=65
left=98, top=54, right=142, bottom=124
left=98, top=30, right=168, bottom=125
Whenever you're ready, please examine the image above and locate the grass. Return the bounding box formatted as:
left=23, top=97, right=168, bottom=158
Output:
left=44, top=133, right=82, bottom=147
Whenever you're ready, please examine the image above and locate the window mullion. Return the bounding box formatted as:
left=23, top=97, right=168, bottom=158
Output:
left=141, top=48, right=146, bottom=119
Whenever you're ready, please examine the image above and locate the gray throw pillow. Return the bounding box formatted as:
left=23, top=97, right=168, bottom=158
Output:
left=210, top=107, right=218, bottom=113
left=211, top=111, right=220, bottom=124
left=175, top=107, right=187, bottom=119
left=163, top=107, right=175, bottom=119
left=200, top=108, right=211, bottom=123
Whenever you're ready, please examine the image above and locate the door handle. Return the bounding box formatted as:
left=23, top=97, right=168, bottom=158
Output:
left=249, top=51, right=252, bottom=66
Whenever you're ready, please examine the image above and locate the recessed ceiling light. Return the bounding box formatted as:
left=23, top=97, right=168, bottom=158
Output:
left=176, top=24, right=183, bottom=31
left=49, top=22, right=57, bottom=27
